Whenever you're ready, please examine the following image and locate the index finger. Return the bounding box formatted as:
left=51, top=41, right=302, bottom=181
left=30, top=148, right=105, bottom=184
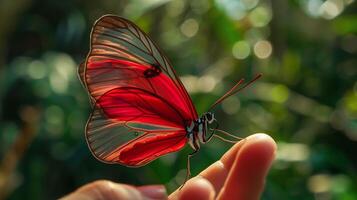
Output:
left=169, top=135, right=248, bottom=199
left=217, top=133, right=276, bottom=200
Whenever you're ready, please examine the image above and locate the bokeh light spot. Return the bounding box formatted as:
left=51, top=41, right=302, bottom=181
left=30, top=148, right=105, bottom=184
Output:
left=232, top=41, right=251, bottom=59
left=27, top=60, right=47, bottom=79
left=215, top=0, right=247, bottom=20
left=319, top=0, right=344, bottom=19
left=249, top=6, right=272, bottom=27
left=277, top=142, right=310, bottom=162
left=48, top=53, right=76, bottom=94
left=181, top=75, right=199, bottom=93
left=180, top=18, right=199, bottom=38
left=303, top=0, right=323, bottom=17
left=167, top=0, right=185, bottom=17
left=50, top=72, right=68, bottom=94
left=308, top=174, right=332, bottom=193
left=197, top=75, right=217, bottom=92
left=241, top=0, right=259, bottom=10
left=344, top=91, right=357, bottom=112
left=254, top=40, right=272, bottom=59
left=271, top=85, right=289, bottom=103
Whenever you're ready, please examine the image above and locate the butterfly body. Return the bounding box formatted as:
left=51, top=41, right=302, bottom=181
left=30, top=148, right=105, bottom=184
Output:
left=187, top=112, right=216, bottom=152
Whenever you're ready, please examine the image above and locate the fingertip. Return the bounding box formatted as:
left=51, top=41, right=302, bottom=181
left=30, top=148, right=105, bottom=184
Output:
left=217, top=133, right=277, bottom=200
left=237, top=133, right=277, bottom=181
left=247, top=133, right=277, bottom=149
left=196, top=133, right=277, bottom=195
left=179, top=177, right=215, bottom=200
left=220, top=133, right=276, bottom=171
left=245, top=133, right=277, bottom=163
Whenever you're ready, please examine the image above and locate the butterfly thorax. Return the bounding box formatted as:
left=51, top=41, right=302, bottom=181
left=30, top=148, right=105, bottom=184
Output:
left=186, top=112, right=216, bottom=151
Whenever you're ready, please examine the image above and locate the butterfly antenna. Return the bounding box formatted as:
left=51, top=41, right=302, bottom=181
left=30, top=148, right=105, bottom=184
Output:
left=208, top=74, right=262, bottom=111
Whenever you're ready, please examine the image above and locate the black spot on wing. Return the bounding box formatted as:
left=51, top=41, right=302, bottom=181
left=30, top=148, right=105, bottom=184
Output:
left=144, top=64, right=162, bottom=78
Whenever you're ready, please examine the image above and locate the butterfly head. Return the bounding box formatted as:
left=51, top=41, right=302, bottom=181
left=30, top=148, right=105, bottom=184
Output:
left=196, top=112, right=218, bottom=144
left=203, top=112, right=215, bottom=124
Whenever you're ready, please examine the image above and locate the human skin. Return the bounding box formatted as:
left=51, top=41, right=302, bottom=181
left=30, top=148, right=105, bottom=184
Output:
left=60, top=133, right=277, bottom=200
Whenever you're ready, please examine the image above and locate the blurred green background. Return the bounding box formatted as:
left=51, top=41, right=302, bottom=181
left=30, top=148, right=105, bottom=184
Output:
left=0, top=0, right=356, bottom=199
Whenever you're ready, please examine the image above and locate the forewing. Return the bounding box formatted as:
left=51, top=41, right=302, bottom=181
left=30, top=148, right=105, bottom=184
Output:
left=84, top=15, right=197, bottom=120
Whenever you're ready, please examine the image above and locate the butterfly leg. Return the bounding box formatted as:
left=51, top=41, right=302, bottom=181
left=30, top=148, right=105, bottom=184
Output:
left=209, top=122, right=244, bottom=143
left=206, top=121, right=219, bottom=143
left=179, top=149, right=199, bottom=190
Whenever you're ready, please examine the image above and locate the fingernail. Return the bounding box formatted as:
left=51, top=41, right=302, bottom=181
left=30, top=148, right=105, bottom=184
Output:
left=246, top=133, right=277, bottom=152
left=247, top=133, right=270, bottom=140
left=137, top=185, right=167, bottom=200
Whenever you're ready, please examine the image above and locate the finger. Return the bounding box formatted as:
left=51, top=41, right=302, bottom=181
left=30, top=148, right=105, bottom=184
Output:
left=169, top=177, right=215, bottom=200
left=169, top=137, right=247, bottom=197
left=137, top=185, right=168, bottom=200
left=217, top=133, right=277, bottom=200
left=60, top=180, right=167, bottom=200
left=199, top=137, right=248, bottom=191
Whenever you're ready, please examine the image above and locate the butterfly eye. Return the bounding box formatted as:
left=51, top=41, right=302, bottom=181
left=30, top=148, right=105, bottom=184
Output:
left=205, top=112, right=213, bottom=122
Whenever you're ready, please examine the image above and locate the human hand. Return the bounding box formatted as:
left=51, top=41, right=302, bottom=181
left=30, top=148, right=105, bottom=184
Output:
left=61, top=133, right=276, bottom=200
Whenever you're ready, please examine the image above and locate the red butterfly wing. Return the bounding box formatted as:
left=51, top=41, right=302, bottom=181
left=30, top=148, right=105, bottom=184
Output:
left=81, top=15, right=197, bottom=166
left=85, top=15, right=197, bottom=119
left=86, top=88, right=188, bottom=166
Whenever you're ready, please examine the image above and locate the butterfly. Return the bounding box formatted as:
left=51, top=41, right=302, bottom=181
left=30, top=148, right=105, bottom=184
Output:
left=79, top=14, right=261, bottom=183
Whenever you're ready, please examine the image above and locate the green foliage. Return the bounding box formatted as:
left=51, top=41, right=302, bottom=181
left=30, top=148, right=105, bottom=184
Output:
left=0, top=0, right=356, bottom=199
